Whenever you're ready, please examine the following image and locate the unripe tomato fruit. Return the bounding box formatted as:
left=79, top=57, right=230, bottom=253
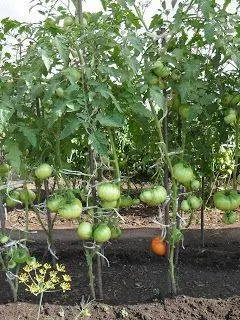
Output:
left=224, top=108, right=237, bottom=123
left=180, top=199, right=191, bottom=212
left=172, top=162, right=194, bottom=185
left=0, top=234, right=9, bottom=244
left=58, top=198, right=83, bottom=219
left=35, top=163, right=52, bottom=180
left=214, top=189, right=240, bottom=211
left=140, top=186, right=167, bottom=206
left=12, top=247, right=29, bottom=264
left=55, top=87, right=64, bottom=98
left=93, top=224, right=111, bottom=243
left=5, top=190, right=20, bottom=207
left=64, top=16, right=74, bottom=27
left=119, top=195, right=133, bottom=208
left=150, top=237, right=167, bottom=256
left=101, top=200, right=118, bottom=209
left=110, top=225, right=122, bottom=239
left=222, top=211, right=237, bottom=224
left=188, top=196, right=202, bottom=210
left=0, top=163, right=10, bottom=175
left=77, top=221, right=93, bottom=240
left=140, top=189, right=152, bottom=204
left=47, top=196, right=63, bottom=212
left=190, top=179, right=201, bottom=190
left=179, top=104, right=190, bottom=119
left=97, top=183, right=120, bottom=201
left=237, top=174, right=240, bottom=184
left=19, top=189, right=36, bottom=204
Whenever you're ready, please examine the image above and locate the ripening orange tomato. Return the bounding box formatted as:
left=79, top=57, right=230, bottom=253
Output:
left=150, top=237, right=167, bottom=256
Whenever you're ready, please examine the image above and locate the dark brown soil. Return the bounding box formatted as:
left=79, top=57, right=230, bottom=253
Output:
left=0, top=227, right=240, bottom=320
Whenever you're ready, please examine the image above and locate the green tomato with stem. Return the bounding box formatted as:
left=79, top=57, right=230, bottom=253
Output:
left=77, top=221, right=93, bottom=240
left=93, top=224, right=111, bottom=243
left=97, top=183, right=120, bottom=201
left=35, top=163, right=52, bottom=180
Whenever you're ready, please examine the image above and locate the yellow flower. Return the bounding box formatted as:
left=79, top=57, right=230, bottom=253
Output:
left=56, top=264, right=66, bottom=272
left=28, top=283, right=41, bottom=296
left=23, top=265, right=34, bottom=273
left=19, top=273, right=29, bottom=283
left=29, top=261, right=42, bottom=269
left=44, top=280, right=56, bottom=291
left=43, top=263, right=51, bottom=270
left=39, top=268, right=47, bottom=275
left=60, top=282, right=71, bottom=293
left=35, top=274, right=45, bottom=283
left=62, top=274, right=71, bottom=282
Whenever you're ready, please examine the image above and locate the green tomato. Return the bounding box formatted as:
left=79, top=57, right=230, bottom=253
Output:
left=222, top=211, right=237, bottom=224
left=132, top=198, right=140, bottom=206
left=93, top=224, right=111, bottom=243
left=5, top=190, right=20, bottom=208
left=47, top=196, right=63, bottom=212
left=69, top=69, right=81, bottom=82
left=179, top=104, right=190, bottom=119
left=35, top=163, right=52, bottom=180
left=97, top=183, right=120, bottom=201
left=0, top=234, right=9, bottom=244
left=180, top=199, right=191, bottom=212
left=110, top=225, right=122, bottom=239
left=119, top=196, right=133, bottom=208
left=237, top=174, right=240, bottom=184
left=224, top=109, right=237, bottom=125
left=77, top=222, right=93, bottom=240
left=101, top=200, right=118, bottom=209
left=188, top=196, right=202, bottom=210
left=19, top=189, right=36, bottom=204
left=0, top=163, right=10, bottom=175
left=173, top=162, right=194, bottom=185
left=8, top=260, right=17, bottom=269
left=152, top=60, right=165, bottom=77
left=146, top=73, right=159, bottom=86
left=55, top=87, right=64, bottom=98
left=58, top=198, right=83, bottom=219
left=26, top=256, right=37, bottom=265
left=12, top=247, right=30, bottom=264
left=148, top=186, right=167, bottom=206
left=190, top=180, right=201, bottom=190
left=140, top=187, right=167, bottom=206
left=63, top=16, right=74, bottom=27
left=140, top=189, right=153, bottom=204
left=214, top=189, right=239, bottom=211
left=160, top=66, right=171, bottom=78
left=158, top=78, right=167, bottom=89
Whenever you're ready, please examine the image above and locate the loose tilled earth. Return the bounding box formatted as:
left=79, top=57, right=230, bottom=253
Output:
left=0, top=205, right=240, bottom=319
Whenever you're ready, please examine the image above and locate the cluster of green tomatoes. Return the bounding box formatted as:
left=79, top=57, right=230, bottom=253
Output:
left=172, top=162, right=203, bottom=212
left=214, top=189, right=240, bottom=224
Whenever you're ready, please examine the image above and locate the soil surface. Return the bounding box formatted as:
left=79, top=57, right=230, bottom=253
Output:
left=6, top=205, right=240, bottom=231
left=0, top=226, right=240, bottom=320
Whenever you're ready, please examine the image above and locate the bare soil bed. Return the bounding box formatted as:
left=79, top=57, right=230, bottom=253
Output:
left=0, top=219, right=240, bottom=319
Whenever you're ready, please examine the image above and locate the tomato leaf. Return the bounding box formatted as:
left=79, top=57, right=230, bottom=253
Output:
left=96, top=111, right=124, bottom=128
left=90, top=130, right=109, bottom=156
left=40, top=49, right=52, bottom=72
left=60, top=118, right=83, bottom=140
left=5, top=141, right=22, bottom=172
left=19, top=127, right=37, bottom=147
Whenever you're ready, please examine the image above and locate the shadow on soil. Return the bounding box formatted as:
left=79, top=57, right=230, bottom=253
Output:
left=0, top=227, right=239, bottom=306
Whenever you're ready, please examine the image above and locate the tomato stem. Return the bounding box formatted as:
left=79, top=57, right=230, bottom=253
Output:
left=108, top=128, right=121, bottom=184
left=233, top=116, right=239, bottom=189
left=149, top=100, right=178, bottom=295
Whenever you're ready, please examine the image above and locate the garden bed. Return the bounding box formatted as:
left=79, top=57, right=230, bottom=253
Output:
left=1, top=224, right=240, bottom=320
